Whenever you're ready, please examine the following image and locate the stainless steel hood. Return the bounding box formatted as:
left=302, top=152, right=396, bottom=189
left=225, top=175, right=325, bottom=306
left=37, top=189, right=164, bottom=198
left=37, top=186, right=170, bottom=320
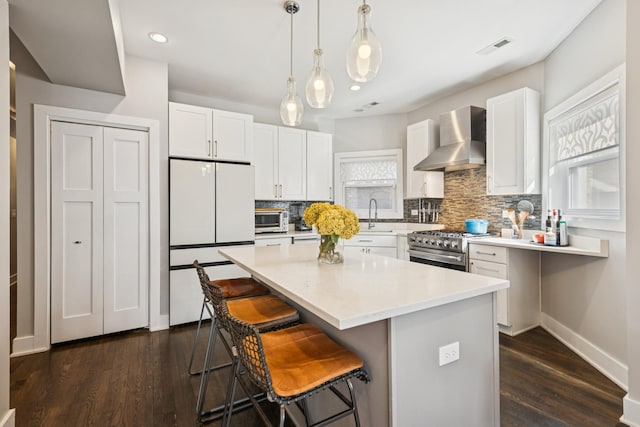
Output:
left=414, top=105, right=486, bottom=172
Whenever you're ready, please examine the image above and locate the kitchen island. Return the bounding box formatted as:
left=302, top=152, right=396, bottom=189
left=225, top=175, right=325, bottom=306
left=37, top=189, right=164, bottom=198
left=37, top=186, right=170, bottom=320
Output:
left=219, top=244, right=509, bottom=427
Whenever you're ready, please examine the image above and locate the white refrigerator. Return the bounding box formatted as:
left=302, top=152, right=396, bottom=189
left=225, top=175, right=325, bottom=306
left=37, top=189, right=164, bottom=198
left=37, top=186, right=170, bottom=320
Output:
left=169, top=159, right=254, bottom=325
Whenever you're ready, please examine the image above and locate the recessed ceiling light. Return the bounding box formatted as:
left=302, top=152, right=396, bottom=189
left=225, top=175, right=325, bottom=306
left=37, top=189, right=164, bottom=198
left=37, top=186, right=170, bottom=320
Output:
left=350, top=84, right=361, bottom=91
left=148, top=32, right=168, bottom=44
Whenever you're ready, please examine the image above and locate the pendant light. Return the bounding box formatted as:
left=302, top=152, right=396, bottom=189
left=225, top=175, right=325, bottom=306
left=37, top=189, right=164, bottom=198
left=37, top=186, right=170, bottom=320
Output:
left=305, top=0, right=334, bottom=108
left=280, top=1, right=304, bottom=127
left=346, top=0, right=382, bottom=83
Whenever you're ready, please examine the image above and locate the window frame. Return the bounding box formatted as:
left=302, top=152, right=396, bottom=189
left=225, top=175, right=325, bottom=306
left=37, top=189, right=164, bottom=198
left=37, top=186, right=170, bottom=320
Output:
left=334, top=149, right=405, bottom=220
left=542, top=64, right=626, bottom=232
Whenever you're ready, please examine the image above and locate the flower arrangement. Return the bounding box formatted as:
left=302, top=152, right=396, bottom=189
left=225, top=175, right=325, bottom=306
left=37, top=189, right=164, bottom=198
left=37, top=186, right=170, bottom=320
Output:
left=303, top=203, right=360, bottom=264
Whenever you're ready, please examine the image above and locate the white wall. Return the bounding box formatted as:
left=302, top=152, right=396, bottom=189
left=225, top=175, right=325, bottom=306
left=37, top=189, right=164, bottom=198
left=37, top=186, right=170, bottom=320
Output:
left=540, top=0, right=628, bottom=378
left=1, top=1, right=15, bottom=425
left=333, top=113, right=408, bottom=153
left=12, top=30, right=169, bottom=344
left=624, top=0, right=640, bottom=423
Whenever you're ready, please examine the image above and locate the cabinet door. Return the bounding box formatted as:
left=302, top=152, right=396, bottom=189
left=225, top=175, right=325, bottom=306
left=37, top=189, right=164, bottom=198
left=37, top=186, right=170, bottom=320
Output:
left=169, top=102, right=213, bottom=159
left=254, top=124, right=278, bottom=200
left=169, top=159, right=216, bottom=245
left=212, top=109, right=253, bottom=163
left=306, top=131, right=333, bottom=201
left=278, top=127, right=307, bottom=200
left=486, top=88, right=540, bottom=195
left=469, top=259, right=509, bottom=326
left=406, top=119, right=441, bottom=198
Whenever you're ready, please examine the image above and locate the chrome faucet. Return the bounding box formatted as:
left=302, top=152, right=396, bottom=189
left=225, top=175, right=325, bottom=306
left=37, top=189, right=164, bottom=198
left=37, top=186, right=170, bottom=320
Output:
left=368, top=198, right=378, bottom=229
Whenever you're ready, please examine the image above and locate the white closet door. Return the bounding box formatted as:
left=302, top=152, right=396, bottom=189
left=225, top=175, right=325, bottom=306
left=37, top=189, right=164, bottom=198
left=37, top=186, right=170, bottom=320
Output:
left=103, top=128, right=149, bottom=334
left=51, top=122, right=104, bottom=344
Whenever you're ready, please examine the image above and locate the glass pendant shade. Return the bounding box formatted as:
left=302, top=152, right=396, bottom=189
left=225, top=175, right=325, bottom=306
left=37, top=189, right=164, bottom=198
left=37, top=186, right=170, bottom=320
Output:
left=346, top=3, right=382, bottom=82
left=305, top=49, right=334, bottom=108
left=280, top=76, right=304, bottom=127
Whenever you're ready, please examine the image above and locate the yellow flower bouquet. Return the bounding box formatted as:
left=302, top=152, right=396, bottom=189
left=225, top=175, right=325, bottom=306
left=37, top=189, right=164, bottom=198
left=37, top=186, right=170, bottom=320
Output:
left=303, top=203, right=360, bottom=264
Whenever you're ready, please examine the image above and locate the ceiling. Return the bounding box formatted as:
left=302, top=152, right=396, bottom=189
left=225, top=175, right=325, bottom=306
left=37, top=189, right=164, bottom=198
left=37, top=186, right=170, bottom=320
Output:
left=9, top=0, right=602, bottom=120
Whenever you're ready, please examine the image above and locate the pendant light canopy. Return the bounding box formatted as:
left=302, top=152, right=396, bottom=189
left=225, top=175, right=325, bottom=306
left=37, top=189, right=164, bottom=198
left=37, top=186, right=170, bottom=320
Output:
left=280, top=1, right=304, bottom=127
left=305, top=0, right=334, bottom=109
left=346, top=0, right=382, bottom=83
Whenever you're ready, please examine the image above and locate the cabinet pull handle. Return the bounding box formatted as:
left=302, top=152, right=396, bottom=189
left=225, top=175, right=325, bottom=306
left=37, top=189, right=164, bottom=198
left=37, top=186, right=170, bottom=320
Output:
left=266, top=243, right=281, bottom=247
left=73, top=241, right=82, bottom=244
left=274, top=184, right=277, bottom=198
left=358, top=239, right=373, bottom=243
left=214, top=140, right=218, bottom=157
left=329, top=186, right=332, bottom=199
left=477, top=251, right=497, bottom=256
left=279, top=184, right=283, bottom=198
left=207, top=139, right=212, bottom=156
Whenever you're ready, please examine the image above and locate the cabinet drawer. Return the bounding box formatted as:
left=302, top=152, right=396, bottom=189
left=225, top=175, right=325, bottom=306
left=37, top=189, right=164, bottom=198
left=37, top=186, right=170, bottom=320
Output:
left=468, top=244, right=508, bottom=264
left=345, top=234, right=397, bottom=247
left=469, top=259, right=508, bottom=279
left=255, top=237, right=292, bottom=247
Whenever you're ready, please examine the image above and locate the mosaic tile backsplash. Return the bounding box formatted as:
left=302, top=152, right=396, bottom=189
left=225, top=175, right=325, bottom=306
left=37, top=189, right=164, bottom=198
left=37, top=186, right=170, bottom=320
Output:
left=257, top=166, right=542, bottom=233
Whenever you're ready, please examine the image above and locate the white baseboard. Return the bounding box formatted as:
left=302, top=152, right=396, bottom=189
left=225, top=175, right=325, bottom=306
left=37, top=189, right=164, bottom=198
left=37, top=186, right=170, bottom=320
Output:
left=0, top=409, right=15, bottom=427
left=622, top=394, right=640, bottom=427
left=149, top=314, right=169, bottom=332
left=11, top=335, right=49, bottom=357
left=541, top=313, right=628, bottom=390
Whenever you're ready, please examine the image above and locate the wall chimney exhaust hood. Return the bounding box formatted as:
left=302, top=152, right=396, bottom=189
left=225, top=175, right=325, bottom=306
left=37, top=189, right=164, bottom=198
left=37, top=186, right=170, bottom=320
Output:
left=414, top=106, right=486, bottom=172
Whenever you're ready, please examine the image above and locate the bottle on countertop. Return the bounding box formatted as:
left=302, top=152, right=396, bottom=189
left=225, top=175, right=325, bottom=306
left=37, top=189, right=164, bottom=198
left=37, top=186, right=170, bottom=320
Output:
left=556, top=209, right=563, bottom=246
left=545, top=210, right=552, bottom=233
left=559, top=220, right=568, bottom=246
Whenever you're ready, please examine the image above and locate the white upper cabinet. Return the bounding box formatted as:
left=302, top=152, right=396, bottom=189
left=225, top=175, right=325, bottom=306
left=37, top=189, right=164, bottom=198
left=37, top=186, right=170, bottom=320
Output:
left=486, top=87, right=541, bottom=195
left=253, top=124, right=307, bottom=201
left=254, top=123, right=279, bottom=200
left=169, top=102, right=253, bottom=163
left=169, top=103, right=212, bottom=159
left=278, top=127, right=307, bottom=200
left=306, top=131, right=333, bottom=201
left=406, top=119, right=444, bottom=198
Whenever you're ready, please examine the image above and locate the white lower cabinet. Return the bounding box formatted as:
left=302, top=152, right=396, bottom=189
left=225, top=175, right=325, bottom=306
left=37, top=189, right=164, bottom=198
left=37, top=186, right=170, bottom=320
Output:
left=169, top=245, right=251, bottom=326
left=396, top=235, right=410, bottom=260
left=468, top=244, right=540, bottom=336
left=344, top=233, right=398, bottom=258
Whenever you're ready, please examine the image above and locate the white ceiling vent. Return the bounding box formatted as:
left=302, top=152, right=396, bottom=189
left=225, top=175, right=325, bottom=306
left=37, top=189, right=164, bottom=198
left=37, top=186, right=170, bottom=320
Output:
left=476, top=37, right=514, bottom=55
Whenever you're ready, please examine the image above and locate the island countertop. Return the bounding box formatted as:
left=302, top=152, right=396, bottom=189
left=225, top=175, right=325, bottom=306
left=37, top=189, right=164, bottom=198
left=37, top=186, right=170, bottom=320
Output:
left=219, top=244, right=509, bottom=330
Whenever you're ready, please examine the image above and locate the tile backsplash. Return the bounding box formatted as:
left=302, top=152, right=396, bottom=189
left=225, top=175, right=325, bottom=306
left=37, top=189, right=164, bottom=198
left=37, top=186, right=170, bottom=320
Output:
left=258, top=166, right=542, bottom=233
left=439, top=166, right=542, bottom=233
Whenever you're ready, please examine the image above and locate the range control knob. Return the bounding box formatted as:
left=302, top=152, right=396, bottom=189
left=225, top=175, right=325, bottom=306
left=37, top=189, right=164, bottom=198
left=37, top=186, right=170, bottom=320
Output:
left=443, top=240, right=450, bottom=248
left=450, top=240, right=459, bottom=249
left=435, top=239, right=442, bottom=247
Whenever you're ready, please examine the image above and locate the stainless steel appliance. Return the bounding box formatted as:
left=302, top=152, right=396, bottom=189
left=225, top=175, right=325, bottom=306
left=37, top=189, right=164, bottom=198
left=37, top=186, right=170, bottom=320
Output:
left=407, top=229, right=489, bottom=271
left=255, top=208, right=289, bottom=233
left=413, top=105, right=486, bottom=172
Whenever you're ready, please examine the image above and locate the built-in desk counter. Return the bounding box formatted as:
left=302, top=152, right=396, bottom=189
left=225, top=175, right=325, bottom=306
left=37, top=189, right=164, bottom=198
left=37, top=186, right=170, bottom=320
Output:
left=220, top=245, right=507, bottom=427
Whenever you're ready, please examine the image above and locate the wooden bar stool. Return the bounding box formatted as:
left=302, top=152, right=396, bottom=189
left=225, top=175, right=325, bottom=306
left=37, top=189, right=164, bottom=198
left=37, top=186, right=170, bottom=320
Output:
left=221, top=303, right=370, bottom=427
left=188, top=260, right=270, bottom=376
left=194, top=261, right=300, bottom=423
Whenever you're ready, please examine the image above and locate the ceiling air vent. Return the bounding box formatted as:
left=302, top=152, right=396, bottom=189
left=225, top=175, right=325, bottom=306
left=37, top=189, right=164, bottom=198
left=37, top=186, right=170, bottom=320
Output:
left=476, top=37, right=514, bottom=55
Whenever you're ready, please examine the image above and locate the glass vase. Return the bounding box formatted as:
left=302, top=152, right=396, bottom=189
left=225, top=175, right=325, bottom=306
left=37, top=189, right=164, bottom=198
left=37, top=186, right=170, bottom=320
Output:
left=318, top=234, right=344, bottom=264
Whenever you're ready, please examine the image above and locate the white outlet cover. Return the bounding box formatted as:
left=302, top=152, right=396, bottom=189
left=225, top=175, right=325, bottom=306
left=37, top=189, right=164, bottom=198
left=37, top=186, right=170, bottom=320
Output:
left=439, top=341, right=460, bottom=366
left=411, top=209, right=418, bottom=216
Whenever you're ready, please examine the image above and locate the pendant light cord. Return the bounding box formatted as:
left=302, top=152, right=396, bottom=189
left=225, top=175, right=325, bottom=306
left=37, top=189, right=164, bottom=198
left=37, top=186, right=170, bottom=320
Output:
left=290, top=9, right=294, bottom=77
left=316, top=0, right=320, bottom=50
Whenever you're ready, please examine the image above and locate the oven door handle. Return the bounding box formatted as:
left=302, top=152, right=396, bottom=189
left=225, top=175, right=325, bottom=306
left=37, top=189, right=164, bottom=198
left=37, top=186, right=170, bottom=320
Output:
left=408, top=250, right=465, bottom=265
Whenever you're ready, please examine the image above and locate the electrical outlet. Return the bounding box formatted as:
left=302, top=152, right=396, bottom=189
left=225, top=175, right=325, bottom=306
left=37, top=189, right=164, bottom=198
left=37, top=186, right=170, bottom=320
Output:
left=438, top=341, right=460, bottom=366
left=411, top=209, right=418, bottom=216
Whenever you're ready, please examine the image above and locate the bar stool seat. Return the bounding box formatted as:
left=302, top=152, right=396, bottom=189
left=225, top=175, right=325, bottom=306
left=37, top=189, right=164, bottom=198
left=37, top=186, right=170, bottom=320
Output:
left=215, top=277, right=269, bottom=299
left=227, top=295, right=299, bottom=330
left=261, top=323, right=365, bottom=398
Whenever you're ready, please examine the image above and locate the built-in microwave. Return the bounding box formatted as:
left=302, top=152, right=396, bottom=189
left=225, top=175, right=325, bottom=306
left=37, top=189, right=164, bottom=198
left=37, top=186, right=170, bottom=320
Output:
left=255, top=208, right=289, bottom=233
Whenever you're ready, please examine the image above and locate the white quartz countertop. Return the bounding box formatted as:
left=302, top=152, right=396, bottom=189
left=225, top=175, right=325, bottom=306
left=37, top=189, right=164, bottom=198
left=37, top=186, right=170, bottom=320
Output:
left=219, top=245, right=509, bottom=330
left=469, top=235, right=609, bottom=257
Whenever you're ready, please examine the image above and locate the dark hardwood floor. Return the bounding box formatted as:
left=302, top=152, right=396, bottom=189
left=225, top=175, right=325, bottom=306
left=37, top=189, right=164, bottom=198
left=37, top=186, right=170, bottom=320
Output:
left=10, top=324, right=628, bottom=426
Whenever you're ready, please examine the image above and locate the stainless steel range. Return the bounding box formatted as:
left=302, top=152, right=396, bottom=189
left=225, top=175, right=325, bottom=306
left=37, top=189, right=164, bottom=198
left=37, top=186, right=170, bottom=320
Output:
left=407, top=230, right=489, bottom=271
